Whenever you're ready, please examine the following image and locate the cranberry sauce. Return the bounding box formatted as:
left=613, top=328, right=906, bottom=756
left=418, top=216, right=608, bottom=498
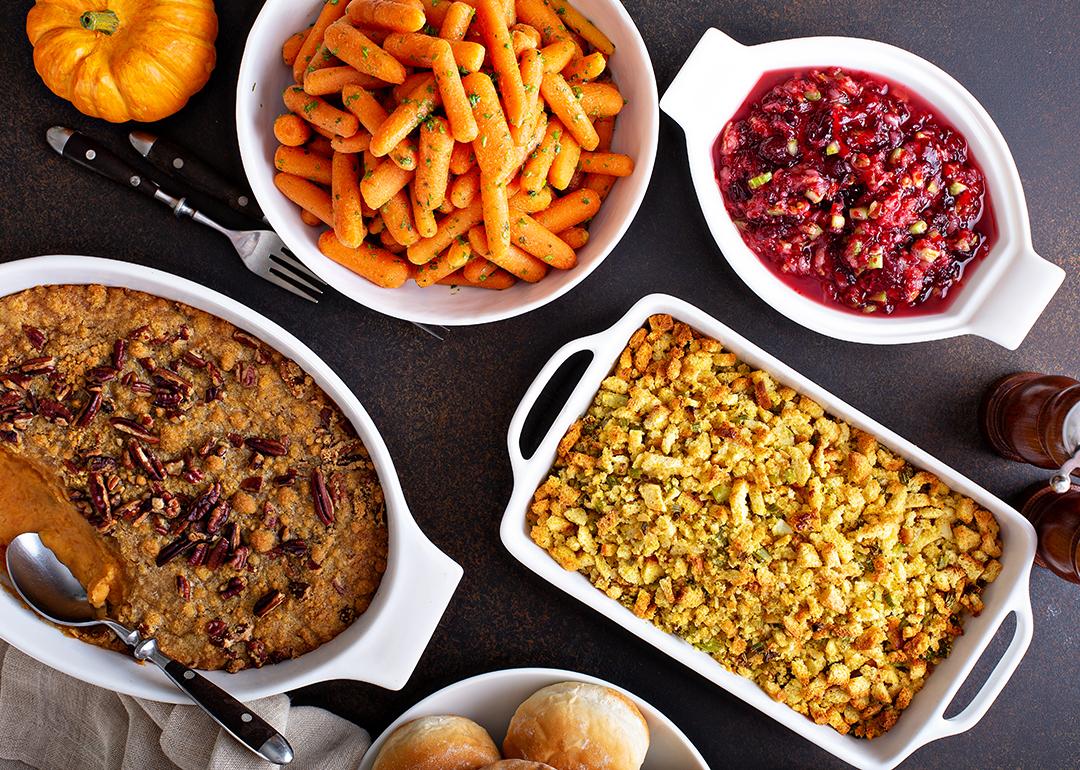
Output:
left=713, top=68, right=996, bottom=315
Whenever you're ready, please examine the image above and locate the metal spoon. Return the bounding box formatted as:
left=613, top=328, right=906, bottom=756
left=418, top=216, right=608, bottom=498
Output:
left=4, top=532, right=293, bottom=765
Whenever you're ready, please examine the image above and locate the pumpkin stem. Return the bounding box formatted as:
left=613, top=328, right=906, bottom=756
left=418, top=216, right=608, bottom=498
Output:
left=79, top=9, right=120, bottom=34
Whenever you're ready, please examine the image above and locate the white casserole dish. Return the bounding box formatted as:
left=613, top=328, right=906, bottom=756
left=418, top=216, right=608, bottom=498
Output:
left=660, top=28, right=1065, bottom=349
left=500, top=293, right=1036, bottom=770
left=236, top=0, right=659, bottom=327
left=0, top=255, right=462, bottom=704
left=358, top=667, right=709, bottom=770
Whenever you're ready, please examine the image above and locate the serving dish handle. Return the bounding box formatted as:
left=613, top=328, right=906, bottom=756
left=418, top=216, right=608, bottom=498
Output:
left=966, top=249, right=1065, bottom=350
left=924, top=590, right=1033, bottom=741
left=659, top=27, right=744, bottom=130
left=506, top=330, right=615, bottom=476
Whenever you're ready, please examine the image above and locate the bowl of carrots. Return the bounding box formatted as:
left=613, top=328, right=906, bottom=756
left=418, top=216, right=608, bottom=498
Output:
left=236, top=0, right=658, bottom=325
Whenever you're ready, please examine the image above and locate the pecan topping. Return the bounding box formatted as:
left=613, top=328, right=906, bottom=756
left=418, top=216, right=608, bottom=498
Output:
left=310, top=469, right=334, bottom=527
left=37, top=398, right=73, bottom=424
left=112, top=339, right=128, bottom=370
left=84, top=454, right=115, bottom=472
left=232, top=330, right=262, bottom=349
left=230, top=545, right=250, bottom=571
left=86, top=366, right=119, bottom=383
left=205, top=502, right=230, bottom=534
left=279, top=538, right=308, bottom=556
left=87, top=473, right=111, bottom=519
left=205, top=618, right=227, bottom=645
left=253, top=590, right=285, bottom=618
left=22, top=325, right=46, bottom=350
left=156, top=535, right=198, bottom=567
left=274, top=469, right=298, bottom=487
left=220, top=577, right=245, bottom=600
left=287, top=580, right=310, bottom=600
left=205, top=538, right=230, bottom=570
left=244, top=437, right=287, bottom=457
left=75, top=390, right=102, bottom=427
left=109, top=417, right=160, bottom=444
left=19, top=356, right=55, bottom=375
left=128, top=440, right=165, bottom=481
left=239, top=476, right=263, bottom=493
left=153, top=389, right=184, bottom=408
left=181, top=351, right=208, bottom=369
left=237, top=363, right=256, bottom=388
left=176, top=575, right=191, bottom=602
left=188, top=542, right=208, bottom=567
left=153, top=368, right=193, bottom=395
left=187, top=483, right=222, bottom=522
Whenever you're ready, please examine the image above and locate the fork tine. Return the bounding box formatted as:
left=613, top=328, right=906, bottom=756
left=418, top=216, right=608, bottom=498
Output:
left=412, top=323, right=444, bottom=340
left=268, top=254, right=325, bottom=295
left=278, top=245, right=327, bottom=285
left=261, top=267, right=320, bottom=303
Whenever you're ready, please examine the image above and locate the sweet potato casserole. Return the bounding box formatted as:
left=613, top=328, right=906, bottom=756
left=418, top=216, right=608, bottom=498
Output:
left=529, top=314, right=1002, bottom=738
left=0, top=285, right=387, bottom=672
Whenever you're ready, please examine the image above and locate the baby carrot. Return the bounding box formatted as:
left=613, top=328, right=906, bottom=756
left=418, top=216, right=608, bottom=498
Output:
left=361, top=158, right=415, bottom=209
left=436, top=268, right=516, bottom=289
left=371, top=74, right=440, bottom=158
left=417, top=0, right=449, bottom=26
left=578, top=151, right=634, bottom=177
left=543, top=0, right=615, bottom=55
left=380, top=188, right=420, bottom=246
left=275, top=145, right=334, bottom=184
left=439, top=1, right=474, bottom=39
left=342, top=85, right=418, bottom=169
left=522, top=118, right=562, bottom=192
left=449, top=141, right=477, bottom=175
left=468, top=223, right=549, bottom=282
left=515, top=0, right=578, bottom=50
left=462, top=253, right=499, bottom=282
left=480, top=173, right=511, bottom=267
left=562, top=51, right=606, bottom=82
left=415, top=115, right=454, bottom=210
left=306, top=134, right=335, bottom=156
left=383, top=33, right=479, bottom=143
left=509, top=184, right=552, bottom=212
left=578, top=82, right=625, bottom=118
left=415, top=238, right=473, bottom=287
left=548, top=127, right=580, bottom=190
left=533, top=188, right=600, bottom=232
left=583, top=115, right=616, bottom=199
left=508, top=208, right=576, bottom=268
left=538, top=40, right=576, bottom=73
left=331, top=131, right=373, bottom=153
left=514, top=47, right=544, bottom=146
left=332, top=151, right=367, bottom=248
left=304, top=66, right=389, bottom=96
left=283, top=86, right=360, bottom=138
left=559, top=225, right=589, bottom=249
left=275, top=172, right=333, bottom=226
left=462, top=72, right=516, bottom=181
left=476, top=0, right=527, bottom=129
left=346, top=0, right=426, bottom=32
left=510, top=23, right=540, bottom=54
left=282, top=28, right=308, bottom=67
left=300, top=208, right=323, bottom=227
left=274, top=113, right=312, bottom=147
left=323, top=21, right=407, bottom=84
left=411, top=182, right=439, bottom=237
left=318, top=230, right=412, bottom=288
left=540, top=72, right=598, bottom=150
left=292, top=0, right=348, bottom=82
left=450, top=165, right=481, bottom=208
left=407, top=199, right=484, bottom=264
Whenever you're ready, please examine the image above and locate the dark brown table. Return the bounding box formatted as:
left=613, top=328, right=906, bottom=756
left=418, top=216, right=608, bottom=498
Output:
left=3, top=1, right=1078, bottom=767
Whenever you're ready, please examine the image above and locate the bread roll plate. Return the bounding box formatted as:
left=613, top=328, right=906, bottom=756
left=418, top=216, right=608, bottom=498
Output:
left=500, top=294, right=1035, bottom=770
left=0, top=254, right=463, bottom=702
left=359, top=668, right=709, bottom=770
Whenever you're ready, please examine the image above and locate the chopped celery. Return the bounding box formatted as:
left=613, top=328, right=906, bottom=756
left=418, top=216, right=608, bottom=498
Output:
left=748, top=171, right=773, bottom=190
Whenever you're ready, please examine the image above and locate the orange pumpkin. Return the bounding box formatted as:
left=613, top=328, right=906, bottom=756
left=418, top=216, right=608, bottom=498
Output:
left=26, top=0, right=218, bottom=123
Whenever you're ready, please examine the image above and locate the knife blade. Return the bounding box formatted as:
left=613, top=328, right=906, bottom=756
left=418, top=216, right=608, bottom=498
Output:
left=129, top=131, right=264, bottom=222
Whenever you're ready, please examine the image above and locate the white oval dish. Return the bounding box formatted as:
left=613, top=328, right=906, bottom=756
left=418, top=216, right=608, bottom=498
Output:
left=660, top=28, right=1065, bottom=349
left=501, top=293, right=1036, bottom=770
left=0, top=255, right=462, bottom=703
left=236, top=0, right=659, bottom=327
left=358, top=667, right=709, bottom=770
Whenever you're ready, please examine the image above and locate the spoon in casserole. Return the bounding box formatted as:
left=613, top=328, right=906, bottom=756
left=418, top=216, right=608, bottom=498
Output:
left=4, top=532, right=294, bottom=765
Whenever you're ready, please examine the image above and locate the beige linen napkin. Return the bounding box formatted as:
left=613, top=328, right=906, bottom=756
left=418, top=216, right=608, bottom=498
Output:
left=0, top=641, right=370, bottom=770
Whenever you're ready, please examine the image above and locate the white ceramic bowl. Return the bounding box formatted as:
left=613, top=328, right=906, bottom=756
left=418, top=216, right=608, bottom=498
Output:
left=358, top=667, right=709, bottom=769
left=237, top=0, right=659, bottom=326
left=501, top=293, right=1036, bottom=770
left=661, top=28, right=1065, bottom=349
left=0, top=255, right=462, bottom=703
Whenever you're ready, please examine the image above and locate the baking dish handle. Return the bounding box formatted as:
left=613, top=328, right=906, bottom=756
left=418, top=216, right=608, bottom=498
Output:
left=660, top=27, right=746, bottom=128
left=925, top=595, right=1033, bottom=740
left=506, top=331, right=610, bottom=477
left=967, top=248, right=1064, bottom=350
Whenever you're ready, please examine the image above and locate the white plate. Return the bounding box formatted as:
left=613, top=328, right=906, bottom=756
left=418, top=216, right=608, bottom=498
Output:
left=661, top=29, right=1064, bottom=348
left=501, top=293, right=1036, bottom=770
left=359, top=667, right=709, bottom=770
left=237, top=0, right=659, bottom=327
left=0, top=255, right=462, bottom=703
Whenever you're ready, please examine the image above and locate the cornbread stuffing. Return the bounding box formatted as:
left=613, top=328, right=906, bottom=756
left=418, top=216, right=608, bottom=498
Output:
left=529, top=315, right=1002, bottom=738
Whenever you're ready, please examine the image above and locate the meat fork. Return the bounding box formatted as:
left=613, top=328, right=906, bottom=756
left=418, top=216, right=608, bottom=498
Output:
left=47, top=127, right=324, bottom=303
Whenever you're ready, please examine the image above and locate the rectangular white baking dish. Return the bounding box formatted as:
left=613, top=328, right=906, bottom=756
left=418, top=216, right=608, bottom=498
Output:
left=500, top=293, right=1036, bottom=770
left=0, top=254, right=462, bottom=703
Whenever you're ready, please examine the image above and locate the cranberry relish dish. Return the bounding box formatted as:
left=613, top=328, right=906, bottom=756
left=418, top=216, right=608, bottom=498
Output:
left=714, top=67, right=994, bottom=315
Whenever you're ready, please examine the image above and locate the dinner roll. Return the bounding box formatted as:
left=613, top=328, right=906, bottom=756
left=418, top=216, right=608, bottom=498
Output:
left=503, top=682, right=650, bottom=770
left=480, top=763, right=557, bottom=769
left=372, top=715, right=501, bottom=770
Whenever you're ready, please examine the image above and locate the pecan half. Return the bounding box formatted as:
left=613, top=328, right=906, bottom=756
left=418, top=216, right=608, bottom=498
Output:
left=153, top=368, right=192, bottom=395
left=22, top=325, right=46, bottom=350
left=86, top=366, right=119, bottom=384
left=279, top=538, right=308, bottom=556
left=244, top=437, right=287, bottom=457
left=182, top=351, right=209, bottom=369
left=188, top=542, right=208, bottom=567
left=176, top=575, right=192, bottom=602
left=239, top=476, right=263, bottom=493
left=229, top=545, right=250, bottom=571
left=110, top=417, right=159, bottom=444
left=253, top=590, right=285, bottom=618
left=232, top=330, right=262, bottom=349
left=112, top=339, right=128, bottom=370
left=205, top=502, right=230, bottom=534
left=87, top=473, right=111, bottom=519
left=156, top=536, right=198, bottom=567
left=19, top=356, right=55, bottom=375
left=75, top=391, right=103, bottom=428
left=205, top=538, right=230, bottom=570
left=187, top=483, right=222, bottom=522
left=38, top=398, right=73, bottom=424
left=310, top=469, right=334, bottom=527
left=220, top=577, right=245, bottom=600
left=128, top=440, right=165, bottom=481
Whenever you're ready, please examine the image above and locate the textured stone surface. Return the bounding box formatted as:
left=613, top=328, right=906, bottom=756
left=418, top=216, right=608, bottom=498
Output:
left=2, top=0, right=1078, bottom=766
